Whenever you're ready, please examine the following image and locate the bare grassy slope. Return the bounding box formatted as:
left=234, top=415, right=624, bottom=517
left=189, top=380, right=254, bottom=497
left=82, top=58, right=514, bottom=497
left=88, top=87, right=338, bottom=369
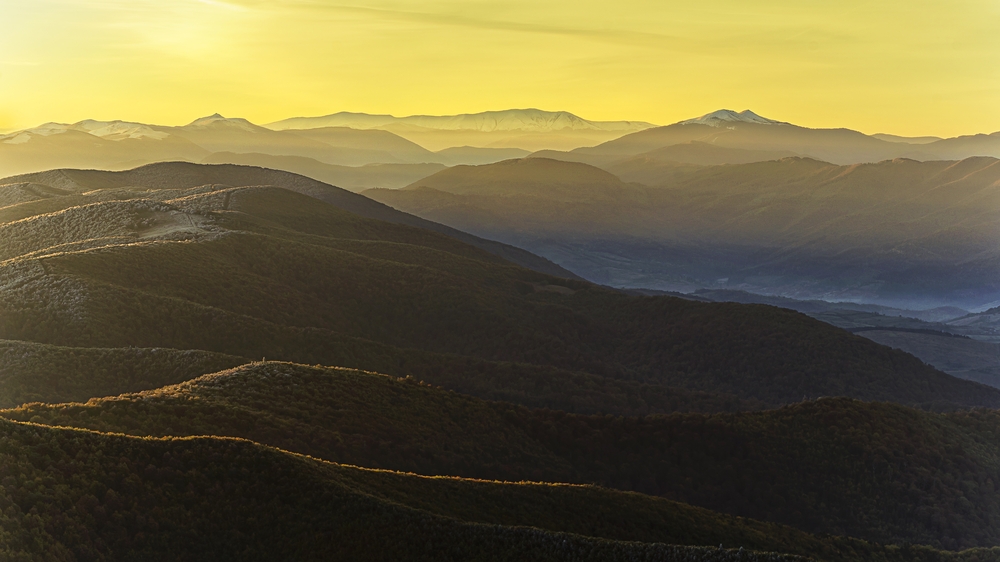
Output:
left=1, top=162, right=581, bottom=279
left=0, top=180, right=995, bottom=410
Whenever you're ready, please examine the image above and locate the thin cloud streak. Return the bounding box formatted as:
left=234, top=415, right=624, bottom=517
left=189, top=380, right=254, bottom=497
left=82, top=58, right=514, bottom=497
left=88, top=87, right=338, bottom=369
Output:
left=222, top=1, right=693, bottom=50
left=232, top=1, right=858, bottom=57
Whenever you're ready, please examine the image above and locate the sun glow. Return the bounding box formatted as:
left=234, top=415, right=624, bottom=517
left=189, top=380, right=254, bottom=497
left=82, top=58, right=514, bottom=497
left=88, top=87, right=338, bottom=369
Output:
left=1, top=0, right=998, bottom=136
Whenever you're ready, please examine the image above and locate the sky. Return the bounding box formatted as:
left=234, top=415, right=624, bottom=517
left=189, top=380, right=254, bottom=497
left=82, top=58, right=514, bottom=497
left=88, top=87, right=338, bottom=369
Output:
left=1, top=0, right=998, bottom=136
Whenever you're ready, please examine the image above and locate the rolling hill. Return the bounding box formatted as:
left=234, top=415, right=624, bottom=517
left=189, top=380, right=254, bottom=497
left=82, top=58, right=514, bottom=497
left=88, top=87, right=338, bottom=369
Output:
left=367, top=156, right=1000, bottom=309
left=685, top=290, right=1000, bottom=388
left=0, top=166, right=994, bottom=410
left=7, top=160, right=1000, bottom=558
left=856, top=330, right=1000, bottom=389
left=0, top=161, right=578, bottom=279
left=0, top=415, right=824, bottom=561
left=9, top=362, right=1000, bottom=550
left=1, top=162, right=995, bottom=414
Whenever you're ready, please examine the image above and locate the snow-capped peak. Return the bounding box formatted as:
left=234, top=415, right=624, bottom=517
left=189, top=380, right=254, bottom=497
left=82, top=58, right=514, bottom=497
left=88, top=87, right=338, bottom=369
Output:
left=75, top=120, right=169, bottom=140
left=184, top=114, right=261, bottom=132
left=1, top=120, right=170, bottom=144
left=679, top=109, right=783, bottom=127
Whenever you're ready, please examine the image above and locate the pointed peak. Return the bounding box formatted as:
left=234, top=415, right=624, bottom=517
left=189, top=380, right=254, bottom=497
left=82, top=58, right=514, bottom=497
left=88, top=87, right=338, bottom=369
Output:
left=186, top=113, right=228, bottom=126
left=678, top=109, right=784, bottom=127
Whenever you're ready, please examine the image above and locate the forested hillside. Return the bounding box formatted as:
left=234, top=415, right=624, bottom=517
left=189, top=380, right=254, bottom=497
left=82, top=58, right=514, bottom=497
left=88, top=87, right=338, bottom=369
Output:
left=6, top=415, right=1000, bottom=562
left=0, top=168, right=993, bottom=410
left=3, top=162, right=1000, bottom=560
left=0, top=417, right=814, bottom=562
left=8, top=362, right=1000, bottom=549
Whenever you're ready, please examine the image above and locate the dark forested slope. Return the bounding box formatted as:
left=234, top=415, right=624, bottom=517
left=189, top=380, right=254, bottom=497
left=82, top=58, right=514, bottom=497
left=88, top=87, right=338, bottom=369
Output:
left=7, top=413, right=1000, bottom=562
left=1, top=164, right=997, bottom=409
left=10, top=362, right=1000, bottom=550
left=0, top=179, right=993, bottom=409
left=0, top=416, right=821, bottom=562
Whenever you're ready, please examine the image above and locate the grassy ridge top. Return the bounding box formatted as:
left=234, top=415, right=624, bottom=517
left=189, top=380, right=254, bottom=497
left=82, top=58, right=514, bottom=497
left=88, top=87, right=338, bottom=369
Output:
left=0, top=181, right=991, bottom=410
left=0, top=340, right=245, bottom=408
left=1, top=161, right=582, bottom=279
left=9, top=362, right=1000, bottom=549
left=0, top=416, right=817, bottom=562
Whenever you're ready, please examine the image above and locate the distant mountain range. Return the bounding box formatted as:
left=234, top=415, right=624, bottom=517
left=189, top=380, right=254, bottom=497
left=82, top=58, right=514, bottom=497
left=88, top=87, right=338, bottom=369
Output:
left=267, top=109, right=658, bottom=152
left=0, top=113, right=541, bottom=179
left=5, top=107, right=1000, bottom=310
left=367, top=155, right=1000, bottom=309
left=268, top=108, right=655, bottom=133
left=4, top=108, right=1000, bottom=180
left=535, top=109, right=1000, bottom=166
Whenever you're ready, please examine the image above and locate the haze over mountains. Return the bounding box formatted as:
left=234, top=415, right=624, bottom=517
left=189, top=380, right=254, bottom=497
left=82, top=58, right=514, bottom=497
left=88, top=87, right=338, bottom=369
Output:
left=5, top=162, right=975, bottom=410
left=5, top=108, right=1000, bottom=376
left=0, top=153, right=1000, bottom=562
left=0, top=109, right=644, bottom=180
left=369, top=154, right=1000, bottom=310
left=535, top=109, right=1000, bottom=166
left=268, top=108, right=657, bottom=152
left=5, top=108, right=1000, bottom=311
left=6, top=108, right=998, bottom=183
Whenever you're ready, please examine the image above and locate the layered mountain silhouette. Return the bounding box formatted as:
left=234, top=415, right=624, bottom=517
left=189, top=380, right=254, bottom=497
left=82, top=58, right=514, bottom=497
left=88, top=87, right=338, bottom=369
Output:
left=0, top=113, right=566, bottom=179
left=0, top=162, right=577, bottom=279
left=7, top=99, right=1000, bottom=561
left=201, top=152, right=447, bottom=191
left=534, top=109, right=1000, bottom=166
left=685, top=290, right=1000, bottom=389
left=267, top=108, right=657, bottom=152
left=6, top=159, right=1000, bottom=559
left=2, top=162, right=985, bottom=410
left=368, top=155, right=1000, bottom=309
left=269, top=108, right=655, bottom=133
left=4, top=107, right=999, bottom=189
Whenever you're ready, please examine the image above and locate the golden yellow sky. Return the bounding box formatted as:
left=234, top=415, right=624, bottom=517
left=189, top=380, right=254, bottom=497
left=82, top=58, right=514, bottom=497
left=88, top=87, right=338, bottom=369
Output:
left=2, top=0, right=998, bottom=136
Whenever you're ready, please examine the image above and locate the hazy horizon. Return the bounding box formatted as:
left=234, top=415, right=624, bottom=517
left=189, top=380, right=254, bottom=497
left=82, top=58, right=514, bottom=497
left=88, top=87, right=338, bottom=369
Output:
left=3, top=107, right=999, bottom=140
left=3, top=1, right=999, bottom=137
